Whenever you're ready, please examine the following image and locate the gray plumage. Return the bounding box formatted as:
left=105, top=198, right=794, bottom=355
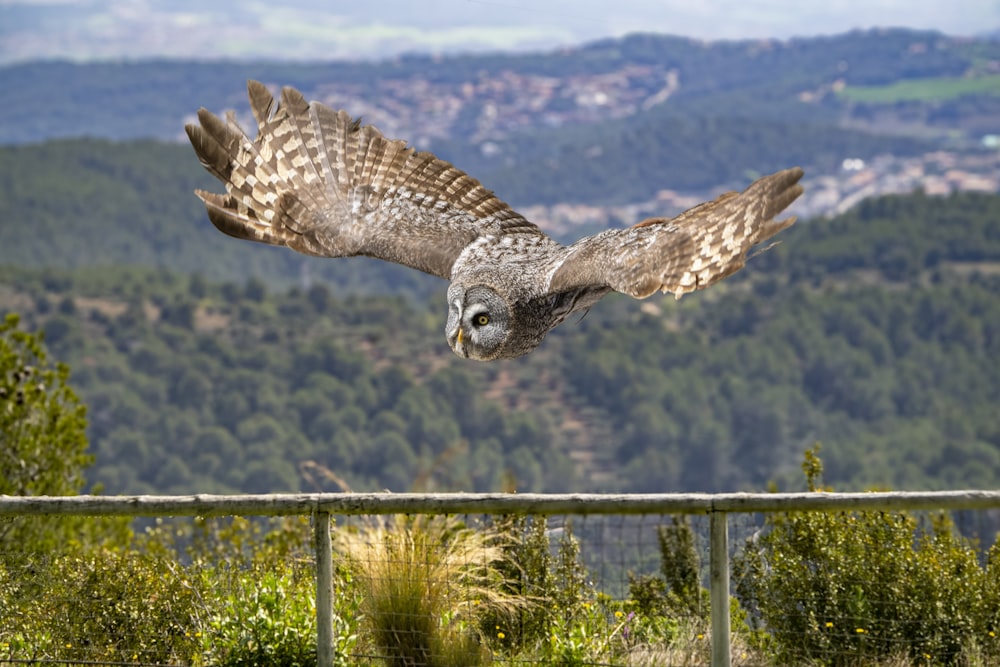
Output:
left=186, top=81, right=804, bottom=361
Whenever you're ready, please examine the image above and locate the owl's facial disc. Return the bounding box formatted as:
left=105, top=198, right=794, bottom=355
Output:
left=446, top=286, right=510, bottom=361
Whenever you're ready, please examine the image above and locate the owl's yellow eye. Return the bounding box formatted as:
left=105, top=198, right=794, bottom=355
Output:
left=474, top=313, right=490, bottom=327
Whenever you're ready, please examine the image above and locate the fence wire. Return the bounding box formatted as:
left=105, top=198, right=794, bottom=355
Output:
left=1, top=503, right=999, bottom=667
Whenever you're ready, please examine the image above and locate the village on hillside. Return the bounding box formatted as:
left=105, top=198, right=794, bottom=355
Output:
left=293, top=63, right=1000, bottom=233
left=522, top=149, right=1000, bottom=236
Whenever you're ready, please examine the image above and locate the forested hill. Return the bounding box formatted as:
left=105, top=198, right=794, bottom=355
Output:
left=0, top=139, right=443, bottom=301
left=1, top=189, right=998, bottom=496
left=0, top=133, right=972, bottom=292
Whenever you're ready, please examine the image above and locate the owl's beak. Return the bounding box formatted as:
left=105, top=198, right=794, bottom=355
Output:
left=454, top=327, right=469, bottom=358
left=449, top=299, right=467, bottom=357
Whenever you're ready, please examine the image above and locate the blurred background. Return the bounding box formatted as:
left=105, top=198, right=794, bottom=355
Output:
left=1, top=0, right=999, bottom=497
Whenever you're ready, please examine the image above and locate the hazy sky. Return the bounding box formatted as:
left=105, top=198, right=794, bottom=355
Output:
left=1, top=0, right=998, bottom=64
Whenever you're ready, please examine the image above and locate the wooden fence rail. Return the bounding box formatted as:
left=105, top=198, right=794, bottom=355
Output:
left=3, top=490, right=1000, bottom=667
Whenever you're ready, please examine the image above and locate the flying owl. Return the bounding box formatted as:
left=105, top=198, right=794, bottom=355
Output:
left=186, top=81, right=803, bottom=361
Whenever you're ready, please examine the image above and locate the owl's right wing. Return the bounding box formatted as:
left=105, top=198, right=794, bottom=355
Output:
left=185, top=81, right=542, bottom=280
left=547, top=167, right=804, bottom=299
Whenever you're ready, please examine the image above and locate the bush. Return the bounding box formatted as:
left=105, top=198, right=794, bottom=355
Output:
left=0, top=547, right=203, bottom=665
left=0, top=515, right=354, bottom=667
left=734, top=447, right=1000, bottom=666
left=201, top=566, right=327, bottom=667
left=0, top=313, right=128, bottom=550
left=628, top=516, right=708, bottom=621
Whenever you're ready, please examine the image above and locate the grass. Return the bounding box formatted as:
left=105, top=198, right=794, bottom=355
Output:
left=334, top=514, right=530, bottom=667
left=837, top=74, right=1000, bottom=103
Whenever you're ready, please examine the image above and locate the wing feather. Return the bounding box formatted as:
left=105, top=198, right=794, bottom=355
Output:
left=548, top=167, right=804, bottom=299
left=186, top=81, right=540, bottom=279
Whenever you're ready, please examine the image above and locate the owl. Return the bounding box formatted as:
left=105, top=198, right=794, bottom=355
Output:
left=186, top=81, right=803, bottom=361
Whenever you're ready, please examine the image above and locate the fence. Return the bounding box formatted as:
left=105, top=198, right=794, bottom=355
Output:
left=2, top=490, right=1000, bottom=667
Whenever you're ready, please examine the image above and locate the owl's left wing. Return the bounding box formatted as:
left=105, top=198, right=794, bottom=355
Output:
left=547, top=167, right=803, bottom=299
left=186, top=81, right=543, bottom=280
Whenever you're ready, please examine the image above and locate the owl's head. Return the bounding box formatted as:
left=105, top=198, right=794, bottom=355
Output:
left=446, top=284, right=513, bottom=361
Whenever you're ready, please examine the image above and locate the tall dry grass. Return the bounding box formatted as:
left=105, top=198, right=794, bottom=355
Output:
left=336, top=514, right=531, bottom=667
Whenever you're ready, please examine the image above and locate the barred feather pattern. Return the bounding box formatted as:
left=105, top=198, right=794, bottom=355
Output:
left=547, top=167, right=803, bottom=299
left=185, top=80, right=538, bottom=278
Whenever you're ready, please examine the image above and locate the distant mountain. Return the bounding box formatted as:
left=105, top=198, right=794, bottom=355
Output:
left=1, top=29, right=997, bottom=211
left=2, top=28, right=998, bottom=147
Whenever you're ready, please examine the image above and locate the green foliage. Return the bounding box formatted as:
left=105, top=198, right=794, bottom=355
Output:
left=552, top=520, right=594, bottom=622
left=202, top=567, right=329, bottom=667
left=482, top=514, right=554, bottom=646
left=838, top=74, right=1000, bottom=103
left=489, top=517, right=644, bottom=666
left=0, top=514, right=356, bottom=667
left=627, top=516, right=707, bottom=623
left=734, top=449, right=1000, bottom=666
left=656, top=517, right=704, bottom=617
left=0, top=313, right=128, bottom=549
left=0, top=547, right=203, bottom=665
left=769, top=189, right=1000, bottom=284
left=183, top=516, right=357, bottom=667
left=0, top=313, right=89, bottom=497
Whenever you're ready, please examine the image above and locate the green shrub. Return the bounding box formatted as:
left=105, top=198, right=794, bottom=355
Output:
left=0, top=515, right=351, bottom=667
left=0, top=547, right=203, bottom=665
left=734, top=447, right=1000, bottom=666
left=481, top=513, right=553, bottom=648
left=200, top=565, right=343, bottom=667
left=627, top=516, right=708, bottom=622
left=0, top=313, right=129, bottom=551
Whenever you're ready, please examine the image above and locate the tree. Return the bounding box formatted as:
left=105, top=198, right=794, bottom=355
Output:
left=0, top=313, right=113, bottom=549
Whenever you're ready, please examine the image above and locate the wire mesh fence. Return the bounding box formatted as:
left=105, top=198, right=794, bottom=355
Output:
left=1, top=492, right=999, bottom=667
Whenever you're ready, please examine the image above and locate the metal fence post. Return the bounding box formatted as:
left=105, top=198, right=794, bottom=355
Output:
left=710, top=510, right=731, bottom=667
left=314, top=510, right=334, bottom=667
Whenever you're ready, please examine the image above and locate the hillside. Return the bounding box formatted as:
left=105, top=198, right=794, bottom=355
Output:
left=2, top=189, right=998, bottom=495
left=0, top=139, right=443, bottom=299
left=2, top=131, right=995, bottom=293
